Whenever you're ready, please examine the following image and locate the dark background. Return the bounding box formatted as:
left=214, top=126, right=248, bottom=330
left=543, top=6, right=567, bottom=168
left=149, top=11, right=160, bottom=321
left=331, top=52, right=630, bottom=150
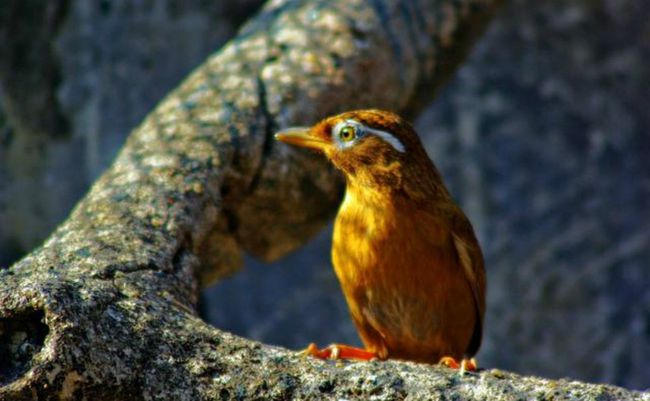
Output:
left=1, top=0, right=648, bottom=390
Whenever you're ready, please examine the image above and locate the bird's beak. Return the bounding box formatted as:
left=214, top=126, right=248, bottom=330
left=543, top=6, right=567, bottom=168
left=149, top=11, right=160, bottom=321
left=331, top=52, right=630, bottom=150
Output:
left=274, top=127, right=329, bottom=151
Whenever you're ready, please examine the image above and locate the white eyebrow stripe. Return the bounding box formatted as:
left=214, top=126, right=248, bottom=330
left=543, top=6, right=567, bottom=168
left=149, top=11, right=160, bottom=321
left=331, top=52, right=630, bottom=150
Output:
left=364, top=126, right=406, bottom=153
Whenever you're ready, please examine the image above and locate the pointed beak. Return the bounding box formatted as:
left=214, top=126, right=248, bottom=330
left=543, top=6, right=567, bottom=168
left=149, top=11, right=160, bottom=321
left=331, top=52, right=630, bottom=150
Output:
left=274, top=127, right=329, bottom=151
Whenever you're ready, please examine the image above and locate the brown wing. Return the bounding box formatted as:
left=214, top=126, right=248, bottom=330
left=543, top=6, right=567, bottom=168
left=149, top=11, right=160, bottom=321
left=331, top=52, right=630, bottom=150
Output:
left=450, top=211, right=486, bottom=357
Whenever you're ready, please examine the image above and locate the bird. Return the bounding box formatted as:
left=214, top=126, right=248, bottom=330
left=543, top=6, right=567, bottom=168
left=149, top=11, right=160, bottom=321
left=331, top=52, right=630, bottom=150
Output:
left=274, top=109, right=486, bottom=371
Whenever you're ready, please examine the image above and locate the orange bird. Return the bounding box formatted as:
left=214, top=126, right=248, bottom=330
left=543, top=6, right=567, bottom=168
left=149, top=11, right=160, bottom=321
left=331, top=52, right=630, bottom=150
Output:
left=275, top=110, right=486, bottom=370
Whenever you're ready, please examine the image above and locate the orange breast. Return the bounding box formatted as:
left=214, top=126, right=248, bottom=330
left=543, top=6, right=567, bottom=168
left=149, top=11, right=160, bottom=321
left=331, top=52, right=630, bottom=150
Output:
left=332, top=186, right=477, bottom=362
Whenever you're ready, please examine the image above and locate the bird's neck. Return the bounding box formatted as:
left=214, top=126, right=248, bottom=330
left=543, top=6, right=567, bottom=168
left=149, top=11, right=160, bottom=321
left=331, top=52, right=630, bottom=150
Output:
left=343, top=180, right=391, bottom=208
left=343, top=160, right=451, bottom=208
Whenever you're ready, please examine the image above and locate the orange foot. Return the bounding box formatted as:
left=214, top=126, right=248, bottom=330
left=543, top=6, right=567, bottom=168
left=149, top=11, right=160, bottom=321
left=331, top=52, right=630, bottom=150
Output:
left=301, top=343, right=379, bottom=361
left=439, top=356, right=477, bottom=374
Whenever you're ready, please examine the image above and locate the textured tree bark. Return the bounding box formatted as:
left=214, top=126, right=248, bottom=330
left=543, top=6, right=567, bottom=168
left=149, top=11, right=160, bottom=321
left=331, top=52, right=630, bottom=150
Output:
left=0, top=0, right=644, bottom=399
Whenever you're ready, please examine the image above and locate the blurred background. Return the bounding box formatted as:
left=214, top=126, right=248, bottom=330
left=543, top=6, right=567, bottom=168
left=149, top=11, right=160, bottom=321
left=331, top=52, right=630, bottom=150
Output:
left=1, top=0, right=648, bottom=391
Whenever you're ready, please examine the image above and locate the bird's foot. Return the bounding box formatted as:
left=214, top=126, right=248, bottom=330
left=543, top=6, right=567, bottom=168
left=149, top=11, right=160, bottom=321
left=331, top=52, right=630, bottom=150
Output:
left=301, top=343, right=379, bottom=361
left=438, top=356, right=477, bottom=374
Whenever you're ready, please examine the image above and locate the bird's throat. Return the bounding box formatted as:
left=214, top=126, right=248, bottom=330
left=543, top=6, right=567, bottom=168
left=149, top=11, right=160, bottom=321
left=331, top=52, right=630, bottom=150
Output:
left=342, top=182, right=393, bottom=212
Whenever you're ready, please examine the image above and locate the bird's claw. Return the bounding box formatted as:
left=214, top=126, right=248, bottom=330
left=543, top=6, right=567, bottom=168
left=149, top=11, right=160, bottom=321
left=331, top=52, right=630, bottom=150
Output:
left=439, top=356, right=477, bottom=375
left=300, top=343, right=337, bottom=359
left=300, top=343, right=378, bottom=361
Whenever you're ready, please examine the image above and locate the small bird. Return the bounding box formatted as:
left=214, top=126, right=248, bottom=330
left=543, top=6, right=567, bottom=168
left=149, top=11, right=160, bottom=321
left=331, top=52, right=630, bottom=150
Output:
left=275, top=110, right=485, bottom=370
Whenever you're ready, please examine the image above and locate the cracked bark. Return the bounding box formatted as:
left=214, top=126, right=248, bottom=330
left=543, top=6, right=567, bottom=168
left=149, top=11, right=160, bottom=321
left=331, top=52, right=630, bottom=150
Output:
left=0, top=0, right=645, bottom=400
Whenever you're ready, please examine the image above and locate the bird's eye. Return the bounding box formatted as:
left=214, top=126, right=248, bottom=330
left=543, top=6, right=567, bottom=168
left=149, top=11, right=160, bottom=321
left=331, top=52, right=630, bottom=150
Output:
left=338, top=125, right=357, bottom=142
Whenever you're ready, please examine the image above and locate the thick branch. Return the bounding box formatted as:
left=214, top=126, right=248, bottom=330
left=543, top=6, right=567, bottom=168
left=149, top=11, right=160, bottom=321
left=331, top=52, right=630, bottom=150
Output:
left=3, top=0, right=641, bottom=400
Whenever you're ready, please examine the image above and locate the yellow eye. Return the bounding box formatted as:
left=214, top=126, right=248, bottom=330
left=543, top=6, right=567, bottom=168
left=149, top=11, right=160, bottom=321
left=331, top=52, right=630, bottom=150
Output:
left=338, top=125, right=357, bottom=142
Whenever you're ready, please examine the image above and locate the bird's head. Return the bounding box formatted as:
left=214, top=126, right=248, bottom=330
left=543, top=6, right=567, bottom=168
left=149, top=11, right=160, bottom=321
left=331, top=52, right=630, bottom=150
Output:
left=275, top=109, right=437, bottom=192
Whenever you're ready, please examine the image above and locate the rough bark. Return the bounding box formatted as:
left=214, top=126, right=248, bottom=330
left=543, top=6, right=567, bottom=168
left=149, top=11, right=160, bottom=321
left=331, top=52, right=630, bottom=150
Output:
left=0, top=0, right=643, bottom=400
